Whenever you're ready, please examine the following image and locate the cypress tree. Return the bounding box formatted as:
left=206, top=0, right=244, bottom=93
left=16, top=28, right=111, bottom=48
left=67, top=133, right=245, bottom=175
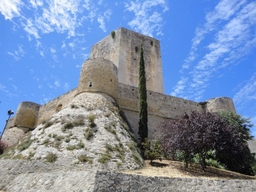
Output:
left=138, top=44, right=148, bottom=156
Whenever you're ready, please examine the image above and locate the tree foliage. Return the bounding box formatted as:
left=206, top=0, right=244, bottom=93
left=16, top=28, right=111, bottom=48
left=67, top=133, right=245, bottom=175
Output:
left=142, top=138, right=162, bottom=163
left=161, top=111, right=254, bottom=175
left=218, top=111, right=253, bottom=143
left=138, top=44, right=148, bottom=156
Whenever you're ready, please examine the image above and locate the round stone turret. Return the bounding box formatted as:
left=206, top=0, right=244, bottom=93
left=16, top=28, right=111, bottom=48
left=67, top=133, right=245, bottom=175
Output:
left=76, top=58, right=118, bottom=100
left=13, top=101, right=41, bottom=129
left=206, top=97, right=236, bottom=114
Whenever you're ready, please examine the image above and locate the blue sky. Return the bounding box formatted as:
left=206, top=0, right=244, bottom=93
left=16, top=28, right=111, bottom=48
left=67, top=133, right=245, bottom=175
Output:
left=1, top=0, right=256, bottom=137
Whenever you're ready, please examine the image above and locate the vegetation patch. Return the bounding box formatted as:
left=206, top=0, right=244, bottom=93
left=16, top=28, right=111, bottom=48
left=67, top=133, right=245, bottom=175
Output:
left=62, top=122, right=74, bottom=132
left=111, top=31, right=115, bottom=39
left=104, top=125, right=116, bottom=135
left=98, top=152, right=112, bottom=164
left=71, top=104, right=79, bottom=109
left=77, top=141, right=85, bottom=149
left=43, top=138, right=50, bottom=146
left=66, top=145, right=77, bottom=150
left=13, top=154, right=24, bottom=160
left=78, top=155, right=92, bottom=164
left=88, top=114, right=96, bottom=128
left=45, top=152, right=57, bottom=163
left=17, top=135, right=33, bottom=151
left=84, top=129, right=94, bottom=140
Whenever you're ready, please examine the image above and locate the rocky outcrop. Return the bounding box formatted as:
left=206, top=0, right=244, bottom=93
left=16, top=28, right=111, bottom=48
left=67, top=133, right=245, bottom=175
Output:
left=1, top=92, right=143, bottom=171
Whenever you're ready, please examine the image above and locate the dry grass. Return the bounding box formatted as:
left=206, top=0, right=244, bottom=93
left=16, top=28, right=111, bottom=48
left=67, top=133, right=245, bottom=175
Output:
left=121, top=160, right=256, bottom=180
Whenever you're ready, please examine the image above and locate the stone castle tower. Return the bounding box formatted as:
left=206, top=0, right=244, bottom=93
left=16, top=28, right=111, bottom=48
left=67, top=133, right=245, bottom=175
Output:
left=1, top=28, right=236, bottom=146
left=91, top=28, right=164, bottom=93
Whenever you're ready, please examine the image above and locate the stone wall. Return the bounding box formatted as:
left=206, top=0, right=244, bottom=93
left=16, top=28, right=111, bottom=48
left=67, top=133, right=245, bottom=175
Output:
left=93, top=171, right=256, bottom=192
left=0, top=160, right=255, bottom=192
left=91, top=27, right=164, bottom=93
left=37, top=88, right=77, bottom=125
left=118, top=83, right=237, bottom=139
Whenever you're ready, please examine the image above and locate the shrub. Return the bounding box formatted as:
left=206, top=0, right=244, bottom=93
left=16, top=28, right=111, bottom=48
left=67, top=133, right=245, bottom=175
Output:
left=78, top=155, right=92, bottom=164
left=105, top=144, right=115, bottom=152
left=55, top=136, right=64, bottom=141
left=43, top=138, right=50, bottom=145
left=88, top=114, right=96, bottom=128
left=71, top=104, right=78, bottom=109
left=104, top=125, right=116, bottom=135
left=62, top=122, right=74, bottom=132
left=17, top=136, right=33, bottom=151
left=77, top=141, right=84, bottom=149
left=98, top=153, right=112, bottom=164
left=46, top=152, right=57, bottom=163
left=0, top=140, right=8, bottom=154
left=66, top=145, right=76, bottom=150
left=84, top=129, right=94, bottom=140
left=111, top=31, right=115, bottom=39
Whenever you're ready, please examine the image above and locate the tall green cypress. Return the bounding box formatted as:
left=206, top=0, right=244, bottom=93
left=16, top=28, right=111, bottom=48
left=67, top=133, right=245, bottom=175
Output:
left=138, top=44, right=148, bottom=156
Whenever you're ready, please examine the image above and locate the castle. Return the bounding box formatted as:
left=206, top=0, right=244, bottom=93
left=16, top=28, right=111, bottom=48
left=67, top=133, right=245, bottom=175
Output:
left=2, top=27, right=236, bottom=146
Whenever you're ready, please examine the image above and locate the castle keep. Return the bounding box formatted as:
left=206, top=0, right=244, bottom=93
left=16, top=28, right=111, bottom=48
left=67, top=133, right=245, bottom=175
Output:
left=2, top=28, right=236, bottom=146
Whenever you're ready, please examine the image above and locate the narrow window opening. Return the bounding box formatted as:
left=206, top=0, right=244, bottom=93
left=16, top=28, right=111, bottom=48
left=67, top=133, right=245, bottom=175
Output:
left=89, top=82, right=92, bottom=87
left=110, top=79, right=112, bottom=82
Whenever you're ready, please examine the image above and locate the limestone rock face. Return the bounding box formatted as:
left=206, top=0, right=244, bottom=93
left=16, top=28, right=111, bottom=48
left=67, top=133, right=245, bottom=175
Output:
left=1, top=92, right=143, bottom=170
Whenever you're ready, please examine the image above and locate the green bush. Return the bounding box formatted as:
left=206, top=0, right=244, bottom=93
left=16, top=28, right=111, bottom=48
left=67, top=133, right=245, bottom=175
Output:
left=17, top=136, right=33, bottom=151
left=78, top=155, right=92, bottom=164
left=104, top=125, right=116, bottom=135
left=98, top=153, right=112, bottom=164
left=66, top=145, right=76, bottom=150
left=45, top=152, right=57, bottom=163
left=62, top=122, right=74, bottom=132
left=88, top=114, right=96, bottom=128
left=111, top=31, right=115, bottom=39
left=84, top=129, right=94, bottom=140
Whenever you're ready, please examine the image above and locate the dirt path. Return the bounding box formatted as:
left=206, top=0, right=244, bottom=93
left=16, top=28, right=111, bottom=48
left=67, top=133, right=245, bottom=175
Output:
left=121, top=160, right=256, bottom=180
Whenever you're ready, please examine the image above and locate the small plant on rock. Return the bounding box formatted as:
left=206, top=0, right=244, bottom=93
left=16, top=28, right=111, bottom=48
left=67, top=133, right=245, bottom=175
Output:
left=78, top=155, right=93, bottom=164
left=88, top=114, right=96, bottom=128
left=46, top=152, right=57, bottom=163
left=111, top=31, right=115, bottom=39
left=84, top=129, right=94, bottom=140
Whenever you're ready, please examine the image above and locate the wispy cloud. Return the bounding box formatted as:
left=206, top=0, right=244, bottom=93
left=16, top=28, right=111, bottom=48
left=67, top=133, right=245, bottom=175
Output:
left=124, top=0, right=168, bottom=37
left=171, top=0, right=256, bottom=101
left=0, top=0, right=23, bottom=20
left=97, top=9, right=112, bottom=32
left=7, top=45, right=25, bottom=61
left=234, top=72, right=256, bottom=111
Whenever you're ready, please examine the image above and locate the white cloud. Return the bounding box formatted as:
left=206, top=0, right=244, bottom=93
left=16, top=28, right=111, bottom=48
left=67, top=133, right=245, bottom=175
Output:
left=7, top=44, right=25, bottom=61
left=172, top=1, right=256, bottom=101
left=54, top=80, right=61, bottom=88
left=0, top=0, right=23, bottom=20
left=97, top=9, right=112, bottom=32
left=29, top=0, right=43, bottom=8
left=50, top=48, right=56, bottom=53
left=234, top=73, right=256, bottom=111
left=124, top=0, right=168, bottom=37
